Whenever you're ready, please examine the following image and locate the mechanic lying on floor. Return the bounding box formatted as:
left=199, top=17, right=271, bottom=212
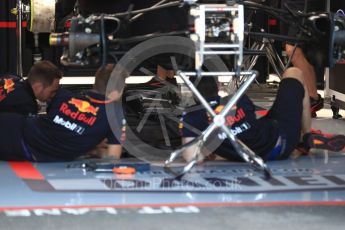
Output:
left=0, top=61, right=61, bottom=115
left=181, top=67, right=345, bottom=162
left=0, top=64, right=123, bottom=162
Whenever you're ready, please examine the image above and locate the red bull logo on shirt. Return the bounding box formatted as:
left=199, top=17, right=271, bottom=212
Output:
left=225, top=108, right=246, bottom=126
left=0, top=78, right=16, bottom=101
left=214, top=105, right=246, bottom=126
left=4, top=79, right=15, bottom=94
left=68, top=98, right=99, bottom=115
left=59, top=98, right=99, bottom=126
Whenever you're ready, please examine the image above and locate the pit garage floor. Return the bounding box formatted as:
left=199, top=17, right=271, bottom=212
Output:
left=1, top=85, right=345, bottom=230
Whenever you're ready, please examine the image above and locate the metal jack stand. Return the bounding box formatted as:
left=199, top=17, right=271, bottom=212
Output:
left=164, top=2, right=271, bottom=179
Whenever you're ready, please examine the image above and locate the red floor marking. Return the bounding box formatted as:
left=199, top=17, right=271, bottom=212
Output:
left=1, top=200, right=345, bottom=211
left=8, top=162, right=45, bottom=180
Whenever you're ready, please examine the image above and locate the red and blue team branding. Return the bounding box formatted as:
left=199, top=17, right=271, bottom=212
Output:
left=214, top=105, right=246, bottom=126
left=0, top=79, right=15, bottom=101
left=225, top=108, right=246, bottom=126
left=53, top=115, right=85, bottom=134
left=59, top=98, right=99, bottom=126
left=214, top=105, right=251, bottom=138
left=68, top=98, right=99, bottom=115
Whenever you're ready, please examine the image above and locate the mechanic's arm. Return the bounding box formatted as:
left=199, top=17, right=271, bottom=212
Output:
left=182, top=137, right=212, bottom=163
left=182, top=137, right=198, bottom=162
left=107, top=144, right=122, bottom=160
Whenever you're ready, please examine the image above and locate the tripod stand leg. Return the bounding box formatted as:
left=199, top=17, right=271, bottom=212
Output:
left=220, top=124, right=272, bottom=179
left=164, top=71, right=271, bottom=178
left=165, top=135, right=203, bottom=165
left=164, top=139, right=205, bottom=179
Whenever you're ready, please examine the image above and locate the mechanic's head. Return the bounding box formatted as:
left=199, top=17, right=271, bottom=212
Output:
left=28, top=61, right=62, bottom=102
left=94, top=64, right=122, bottom=101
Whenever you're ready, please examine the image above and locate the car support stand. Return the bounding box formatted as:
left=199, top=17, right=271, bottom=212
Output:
left=164, top=2, right=271, bottom=179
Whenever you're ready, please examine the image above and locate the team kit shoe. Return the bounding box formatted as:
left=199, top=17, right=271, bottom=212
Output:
left=303, top=130, right=345, bottom=152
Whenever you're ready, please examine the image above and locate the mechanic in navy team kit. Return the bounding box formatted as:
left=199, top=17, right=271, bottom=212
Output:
left=0, top=61, right=61, bottom=115
left=0, top=64, right=123, bottom=161
left=181, top=67, right=345, bottom=163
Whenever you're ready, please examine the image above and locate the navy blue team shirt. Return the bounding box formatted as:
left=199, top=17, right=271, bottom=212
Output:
left=0, top=74, right=38, bottom=115
left=181, top=95, right=279, bottom=161
left=22, top=89, right=121, bottom=161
